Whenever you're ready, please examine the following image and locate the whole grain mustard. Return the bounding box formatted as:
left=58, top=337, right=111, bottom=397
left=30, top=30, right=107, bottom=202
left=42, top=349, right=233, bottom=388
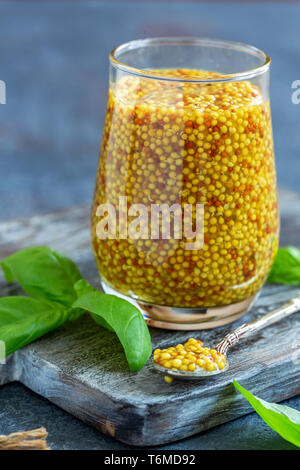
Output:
left=91, top=69, right=279, bottom=308
left=154, top=338, right=227, bottom=373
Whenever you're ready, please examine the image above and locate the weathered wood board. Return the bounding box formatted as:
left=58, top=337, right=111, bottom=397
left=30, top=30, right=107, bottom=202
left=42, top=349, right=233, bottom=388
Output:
left=0, top=189, right=299, bottom=446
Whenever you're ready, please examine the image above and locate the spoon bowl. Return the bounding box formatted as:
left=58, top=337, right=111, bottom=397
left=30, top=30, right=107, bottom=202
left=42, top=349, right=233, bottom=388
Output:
left=154, top=360, right=229, bottom=380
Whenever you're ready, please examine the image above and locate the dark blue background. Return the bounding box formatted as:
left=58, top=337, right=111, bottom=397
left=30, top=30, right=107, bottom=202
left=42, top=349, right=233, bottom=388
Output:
left=0, top=2, right=299, bottom=221
left=0, top=1, right=299, bottom=451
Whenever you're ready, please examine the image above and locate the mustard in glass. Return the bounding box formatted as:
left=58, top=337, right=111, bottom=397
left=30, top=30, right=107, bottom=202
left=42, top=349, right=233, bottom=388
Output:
left=91, top=38, right=279, bottom=330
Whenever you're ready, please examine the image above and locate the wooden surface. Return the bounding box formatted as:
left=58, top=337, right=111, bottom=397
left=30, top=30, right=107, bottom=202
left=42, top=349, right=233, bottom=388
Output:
left=0, top=189, right=299, bottom=446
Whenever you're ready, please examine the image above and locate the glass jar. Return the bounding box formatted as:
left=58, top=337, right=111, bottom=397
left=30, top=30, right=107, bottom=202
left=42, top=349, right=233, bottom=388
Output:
left=91, top=38, right=279, bottom=330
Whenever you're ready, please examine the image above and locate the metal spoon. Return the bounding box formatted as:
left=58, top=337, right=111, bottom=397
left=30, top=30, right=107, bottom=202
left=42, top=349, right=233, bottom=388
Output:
left=154, top=294, right=300, bottom=380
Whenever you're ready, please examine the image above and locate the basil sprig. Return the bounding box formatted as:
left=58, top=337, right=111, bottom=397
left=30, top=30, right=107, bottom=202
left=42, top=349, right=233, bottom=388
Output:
left=0, top=246, right=152, bottom=371
left=234, top=380, right=300, bottom=447
left=0, top=297, right=70, bottom=356
left=1, top=246, right=83, bottom=306
left=74, top=280, right=152, bottom=371
left=267, top=246, right=300, bottom=285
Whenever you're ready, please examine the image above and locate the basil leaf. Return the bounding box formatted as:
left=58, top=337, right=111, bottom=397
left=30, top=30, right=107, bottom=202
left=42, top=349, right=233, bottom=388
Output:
left=74, top=279, right=95, bottom=297
left=74, top=280, right=113, bottom=331
left=73, top=282, right=152, bottom=371
left=1, top=246, right=83, bottom=306
left=267, top=246, right=300, bottom=285
left=233, top=380, right=300, bottom=447
left=0, top=297, right=70, bottom=356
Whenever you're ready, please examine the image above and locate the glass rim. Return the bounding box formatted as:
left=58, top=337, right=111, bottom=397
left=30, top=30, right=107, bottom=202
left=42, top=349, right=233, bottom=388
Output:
left=109, top=37, right=271, bottom=83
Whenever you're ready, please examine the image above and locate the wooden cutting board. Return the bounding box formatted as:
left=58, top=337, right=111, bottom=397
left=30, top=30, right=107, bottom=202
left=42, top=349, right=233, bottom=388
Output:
left=0, top=189, right=299, bottom=446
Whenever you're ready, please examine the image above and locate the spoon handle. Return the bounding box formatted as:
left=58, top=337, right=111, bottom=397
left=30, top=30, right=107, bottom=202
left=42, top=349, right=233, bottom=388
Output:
left=216, top=294, right=300, bottom=355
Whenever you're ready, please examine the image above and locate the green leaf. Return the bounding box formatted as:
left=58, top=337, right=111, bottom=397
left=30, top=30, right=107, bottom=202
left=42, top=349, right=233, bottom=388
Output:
left=267, top=246, right=300, bottom=285
left=73, top=281, right=152, bottom=371
left=1, top=246, right=83, bottom=306
left=74, top=280, right=113, bottom=331
left=233, top=380, right=300, bottom=447
left=74, top=279, right=95, bottom=297
left=0, top=296, right=70, bottom=356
